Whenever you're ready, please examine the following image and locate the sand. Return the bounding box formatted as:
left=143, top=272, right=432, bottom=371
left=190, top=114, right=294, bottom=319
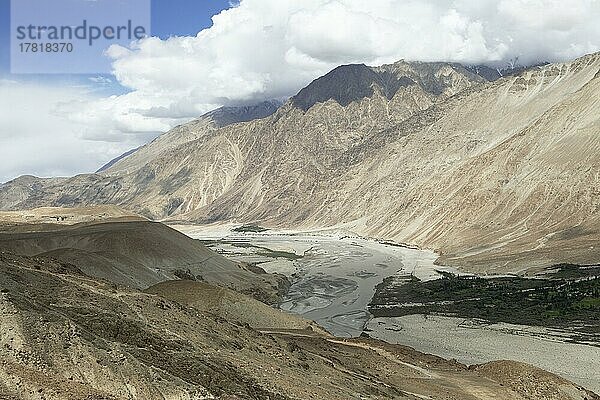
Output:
left=367, top=315, right=600, bottom=393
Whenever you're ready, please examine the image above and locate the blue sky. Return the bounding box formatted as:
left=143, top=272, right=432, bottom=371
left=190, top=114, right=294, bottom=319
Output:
left=0, top=0, right=232, bottom=88
left=151, top=0, right=232, bottom=39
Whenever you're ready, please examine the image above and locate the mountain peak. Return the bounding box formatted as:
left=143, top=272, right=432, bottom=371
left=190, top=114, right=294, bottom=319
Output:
left=290, top=60, right=493, bottom=111
left=292, top=64, right=378, bottom=111
left=292, top=64, right=417, bottom=111
left=204, top=99, right=284, bottom=128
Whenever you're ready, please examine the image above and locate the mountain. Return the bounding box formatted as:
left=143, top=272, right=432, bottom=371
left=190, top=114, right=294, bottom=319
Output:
left=1, top=53, right=599, bottom=273
left=205, top=99, right=284, bottom=127
left=94, top=100, right=283, bottom=175
left=0, top=215, right=288, bottom=304
left=466, top=62, right=548, bottom=81
left=1, top=251, right=595, bottom=399
left=96, top=147, right=141, bottom=173
left=291, top=63, right=417, bottom=110
left=0, top=60, right=485, bottom=212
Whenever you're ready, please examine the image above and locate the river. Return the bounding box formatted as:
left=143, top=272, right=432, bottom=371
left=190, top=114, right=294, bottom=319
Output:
left=175, top=224, right=600, bottom=393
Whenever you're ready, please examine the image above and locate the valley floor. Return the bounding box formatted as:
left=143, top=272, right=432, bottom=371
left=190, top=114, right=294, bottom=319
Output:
left=174, top=223, right=600, bottom=393
left=367, top=315, right=600, bottom=394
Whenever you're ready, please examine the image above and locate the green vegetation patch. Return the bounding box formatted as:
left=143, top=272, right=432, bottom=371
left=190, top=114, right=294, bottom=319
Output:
left=541, top=263, right=600, bottom=280
left=232, top=225, right=269, bottom=233
left=214, top=240, right=303, bottom=261
left=369, top=270, right=600, bottom=339
left=256, top=249, right=302, bottom=261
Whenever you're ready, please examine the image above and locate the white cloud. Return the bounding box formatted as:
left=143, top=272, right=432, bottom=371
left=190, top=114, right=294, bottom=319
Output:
left=93, top=0, right=599, bottom=137
left=0, top=80, right=140, bottom=183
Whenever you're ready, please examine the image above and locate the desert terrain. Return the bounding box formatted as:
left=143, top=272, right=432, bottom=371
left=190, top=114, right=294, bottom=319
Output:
left=1, top=243, right=597, bottom=399
left=1, top=51, right=600, bottom=398
left=178, top=224, right=600, bottom=393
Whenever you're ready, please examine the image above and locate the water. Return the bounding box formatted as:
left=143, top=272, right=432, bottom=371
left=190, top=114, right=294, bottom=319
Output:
left=181, top=226, right=442, bottom=337
left=178, top=225, right=600, bottom=392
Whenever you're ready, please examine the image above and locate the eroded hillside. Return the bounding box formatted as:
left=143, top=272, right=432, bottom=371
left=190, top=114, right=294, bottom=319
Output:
left=0, top=218, right=287, bottom=304
left=1, top=252, right=596, bottom=400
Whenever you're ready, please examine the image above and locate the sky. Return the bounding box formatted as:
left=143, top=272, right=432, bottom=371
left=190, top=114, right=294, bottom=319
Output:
left=1, top=0, right=599, bottom=183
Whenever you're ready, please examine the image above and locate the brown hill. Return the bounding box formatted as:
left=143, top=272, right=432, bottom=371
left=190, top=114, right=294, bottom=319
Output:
left=0, top=220, right=287, bottom=304
left=145, top=280, right=326, bottom=333
left=1, top=252, right=596, bottom=400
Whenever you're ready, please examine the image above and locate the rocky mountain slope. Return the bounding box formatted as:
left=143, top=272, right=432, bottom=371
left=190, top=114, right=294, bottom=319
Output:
left=1, top=251, right=596, bottom=400
left=95, top=99, right=283, bottom=175
left=0, top=218, right=287, bottom=304
left=1, top=53, right=599, bottom=272
left=96, top=147, right=142, bottom=173
left=205, top=99, right=284, bottom=128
